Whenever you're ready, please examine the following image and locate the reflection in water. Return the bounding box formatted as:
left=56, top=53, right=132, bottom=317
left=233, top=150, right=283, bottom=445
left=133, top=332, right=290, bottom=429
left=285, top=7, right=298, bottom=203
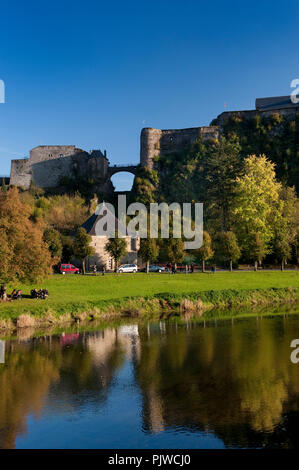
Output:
left=0, top=313, right=299, bottom=448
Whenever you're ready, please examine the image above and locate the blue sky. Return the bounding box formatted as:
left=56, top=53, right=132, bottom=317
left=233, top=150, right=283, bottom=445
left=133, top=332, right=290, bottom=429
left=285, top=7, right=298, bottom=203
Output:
left=0, top=0, right=298, bottom=189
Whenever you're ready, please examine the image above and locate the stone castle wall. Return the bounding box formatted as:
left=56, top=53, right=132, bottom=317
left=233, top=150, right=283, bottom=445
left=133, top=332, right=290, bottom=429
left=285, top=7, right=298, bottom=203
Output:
left=140, top=126, right=220, bottom=169
left=10, top=145, right=109, bottom=190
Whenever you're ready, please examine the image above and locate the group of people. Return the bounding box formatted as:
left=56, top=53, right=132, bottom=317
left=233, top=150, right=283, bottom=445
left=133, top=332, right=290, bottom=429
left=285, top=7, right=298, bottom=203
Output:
left=92, top=265, right=106, bottom=276
left=31, top=288, right=49, bottom=300
left=166, top=263, right=195, bottom=274
left=0, top=285, right=22, bottom=301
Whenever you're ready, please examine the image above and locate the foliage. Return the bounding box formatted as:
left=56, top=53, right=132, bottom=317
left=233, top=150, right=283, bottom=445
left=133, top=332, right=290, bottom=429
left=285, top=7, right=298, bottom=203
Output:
left=30, top=193, right=89, bottom=234
left=1, top=178, right=7, bottom=194
left=43, top=228, right=63, bottom=261
left=193, top=231, right=214, bottom=270
left=139, top=238, right=159, bottom=272
left=221, top=112, right=299, bottom=192
left=232, top=155, right=282, bottom=261
left=73, top=228, right=95, bottom=274
left=249, top=233, right=267, bottom=265
left=214, top=231, right=241, bottom=270
left=129, top=167, right=159, bottom=206
left=60, top=235, right=75, bottom=263
left=105, top=235, right=127, bottom=271
left=0, top=187, right=53, bottom=284
left=158, top=237, right=185, bottom=264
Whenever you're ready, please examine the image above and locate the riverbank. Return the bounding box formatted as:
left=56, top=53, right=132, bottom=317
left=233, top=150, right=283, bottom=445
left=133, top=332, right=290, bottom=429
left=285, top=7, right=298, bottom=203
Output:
left=0, top=272, right=298, bottom=330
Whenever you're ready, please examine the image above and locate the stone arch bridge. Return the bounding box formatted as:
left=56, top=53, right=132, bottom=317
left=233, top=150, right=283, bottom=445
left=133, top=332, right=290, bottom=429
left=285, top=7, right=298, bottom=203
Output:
left=108, top=164, right=138, bottom=177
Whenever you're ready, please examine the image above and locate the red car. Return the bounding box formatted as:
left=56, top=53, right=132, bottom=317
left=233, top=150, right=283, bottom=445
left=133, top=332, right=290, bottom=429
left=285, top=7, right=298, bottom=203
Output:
left=59, top=264, right=80, bottom=274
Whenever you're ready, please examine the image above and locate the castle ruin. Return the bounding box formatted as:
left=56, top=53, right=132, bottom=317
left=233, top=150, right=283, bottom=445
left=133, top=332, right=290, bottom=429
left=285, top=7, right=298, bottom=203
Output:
left=9, top=95, right=298, bottom=192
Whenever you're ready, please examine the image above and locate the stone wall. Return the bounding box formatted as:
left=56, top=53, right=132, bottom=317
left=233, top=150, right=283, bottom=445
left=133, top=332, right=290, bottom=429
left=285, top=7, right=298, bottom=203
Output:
left=10, top=145, right=110, bottom=191
left=10, top=158, right=32, bottom=189
left=140, top=126, right=220, bottom=169
left=86, top=235, right=139, bottom=270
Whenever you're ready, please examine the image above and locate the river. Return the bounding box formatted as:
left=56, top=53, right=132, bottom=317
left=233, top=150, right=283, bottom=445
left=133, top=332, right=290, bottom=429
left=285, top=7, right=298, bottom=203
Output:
left=1, top=308, right=299, bottom=448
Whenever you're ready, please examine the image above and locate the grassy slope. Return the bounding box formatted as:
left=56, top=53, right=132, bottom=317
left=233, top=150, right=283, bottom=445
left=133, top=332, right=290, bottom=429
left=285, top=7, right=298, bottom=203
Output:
left=0, top=271, right=298, bottom=320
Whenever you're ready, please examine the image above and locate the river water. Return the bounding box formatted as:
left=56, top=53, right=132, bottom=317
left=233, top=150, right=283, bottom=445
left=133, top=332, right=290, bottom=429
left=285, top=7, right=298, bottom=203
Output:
left=1, top=310, right=299, bottom=449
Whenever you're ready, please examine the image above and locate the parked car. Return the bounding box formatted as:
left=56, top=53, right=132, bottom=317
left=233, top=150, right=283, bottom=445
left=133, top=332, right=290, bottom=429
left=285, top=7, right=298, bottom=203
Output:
left=149, top=265, right=166, bottom=273
left=141, top=265, right=166, bottom=273
left=118, top=264, right=138, bottom=273
left=59, top=263, right=80, bottom=274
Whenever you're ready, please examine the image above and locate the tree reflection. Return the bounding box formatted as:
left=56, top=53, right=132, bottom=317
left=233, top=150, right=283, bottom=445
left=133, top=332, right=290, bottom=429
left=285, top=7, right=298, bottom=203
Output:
left=136, top=317, right=299, bottom=447
left=0, top=329, right=127, bottom=448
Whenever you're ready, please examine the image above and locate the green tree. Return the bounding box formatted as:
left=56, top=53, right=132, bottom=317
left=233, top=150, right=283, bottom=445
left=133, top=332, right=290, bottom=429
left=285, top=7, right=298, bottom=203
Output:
left=249, top=233, right=267, bottom=270
left=105, top=235, right=127, bottom=272
left=158, top=238, right=185, bottom=264
left=214, top=231, right=241, bottom=271
left=194, top=231, right=214, bottom=272
left=272, top=186, right=299, bottom=269
left=73, top=228, right=95, bottom=274
left=60, top=235, right=74, bottom=263
left=201, top=136, right=242, bottom=231
left=139, top=238, right=159, bottom=273
left=43, top=228, right=63, bottom=261
left=232, top=155, right=282, bottom=261
left=1, top=178, right=7, bottom=193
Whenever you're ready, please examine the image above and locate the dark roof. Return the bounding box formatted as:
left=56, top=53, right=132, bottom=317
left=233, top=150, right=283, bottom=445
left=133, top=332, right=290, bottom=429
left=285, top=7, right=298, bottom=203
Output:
left=256, top=96, right=299, bottom=111
left=81, top=213, right=98, bottom=234
left=81, top=205, right=127, bottom=236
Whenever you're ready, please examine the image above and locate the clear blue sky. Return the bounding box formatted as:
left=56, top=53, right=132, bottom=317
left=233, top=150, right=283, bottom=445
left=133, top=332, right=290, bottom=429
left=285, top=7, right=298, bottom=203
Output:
left=0, top=0, right=298, bottom=187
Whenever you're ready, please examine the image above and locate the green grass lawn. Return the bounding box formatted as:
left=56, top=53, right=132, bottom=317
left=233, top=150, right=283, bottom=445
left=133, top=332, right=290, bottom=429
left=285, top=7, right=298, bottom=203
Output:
left=0, top=271, right=298, bottom=319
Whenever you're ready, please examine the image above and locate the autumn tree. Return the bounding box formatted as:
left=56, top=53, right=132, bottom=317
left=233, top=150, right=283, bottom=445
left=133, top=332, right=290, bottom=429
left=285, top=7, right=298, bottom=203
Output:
left=0, top=187, right=53, bottom=287
left=73, top=228, right=95, bottom=274
left=32, top=193, right=89, bottom=234
left=105, top=234, right=127, bottom=272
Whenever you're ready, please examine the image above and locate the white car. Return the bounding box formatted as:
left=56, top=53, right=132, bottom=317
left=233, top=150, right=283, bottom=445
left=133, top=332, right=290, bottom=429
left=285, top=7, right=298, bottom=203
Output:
left=118, top=264, right=138, bottom=273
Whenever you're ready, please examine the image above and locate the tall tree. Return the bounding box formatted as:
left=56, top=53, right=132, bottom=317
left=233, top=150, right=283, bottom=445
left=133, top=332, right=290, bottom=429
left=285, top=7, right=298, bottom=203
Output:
left=105, top=235, right=127, bottom=272
left=272, top=185, right=299, bottom=269
left=73, top=228, right=95, bottom=274
left=202, top=136, right=242, bottom=231
left=232, top=155, right=282, bottom=261
left=0, top=187, right=53, bottom=286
